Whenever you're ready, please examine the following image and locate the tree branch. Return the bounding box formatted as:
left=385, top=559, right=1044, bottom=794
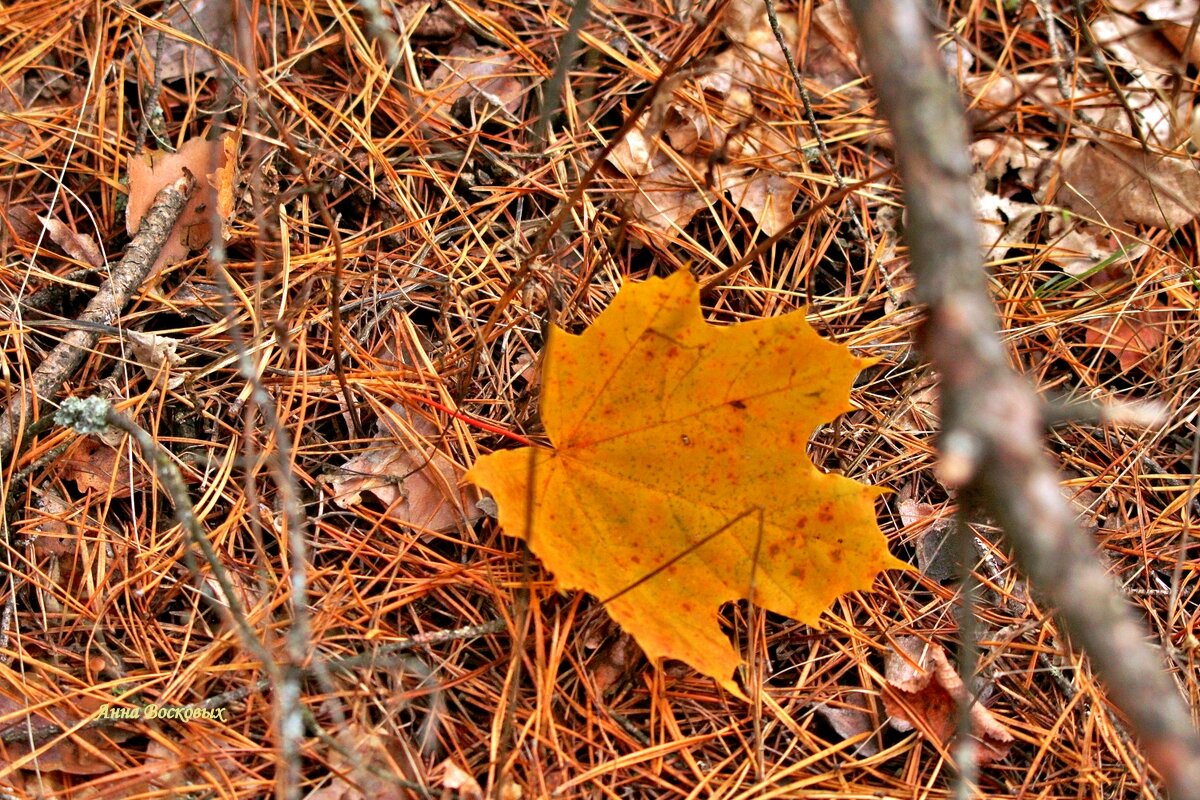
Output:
left=844, top=1, right=1200, bottom=795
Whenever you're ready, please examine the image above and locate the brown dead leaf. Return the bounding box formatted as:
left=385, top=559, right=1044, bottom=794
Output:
left=125, top=133, right=238, bottom=274
left=31, top=490, right=80, bottom=556
left=39, top=216, right=103, bottom=267
left=127, top=330, right=186, bottom=389
left=590, top=632, right=642, bottom=695
left=58, top=437, right=153, bottom=498
left=895, top=372, right=939, bottom=435
left=971, top=137, right=1048, bottom=187
left=4, top=204, right=41, bottom=247
left=607, top=125, right=711, bottom=236
left=1087, top=14, right=1188, bottom=146
left=128, top=0, right=263, bottom=80
left=721, top=168, right=802, bottom=235
left=0, top=684, right=133, bottom=776
left=1109, top=0, right=1200, bottom=67
left=621, top=154, right=711, bottom=237
left=897, top=493, right=956, bottom=583
left=306, top=723, right=425, bottom=800
left=604, top=1, right=826, bottom=243
left=1082, top=305, right=1170, bottom=373
left=439, top=759, right=483, bottom=800
left=812, top=692, right=880, bottom=756
left=711, top=123, right=804, bottom=235
left=807, top=0, right=862, bottom=91
left=1056, top=141, right=1200, bottom=229
left=393, top=1, right=463, bottom=39
left=962, top=72, right=1065, bottom=130
left=884, top=636, right=1013, bottom=765
left=202, top=567, right=261, bottom=618
left=720, top=0, right=802, bottom=82
left=325, top=404, right=480, bottom=533
left=423, top=47, right=526, bottom=127
left=607, top=127, right=658, bottom=178
left=0, top=74, right=43, bottom=158
left=127, top=736, right=244, bottom=797
left=975, top=191, right=1042, bottom=260
left=1044, top=218, right=1145, bottom=280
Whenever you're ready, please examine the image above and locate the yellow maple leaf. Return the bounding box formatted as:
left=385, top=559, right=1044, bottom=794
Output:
left=467, top=271, right=908, bottom=695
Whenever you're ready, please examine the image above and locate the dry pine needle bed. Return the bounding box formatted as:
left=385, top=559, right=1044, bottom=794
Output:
left=0, top=0, right=1197, bottom=797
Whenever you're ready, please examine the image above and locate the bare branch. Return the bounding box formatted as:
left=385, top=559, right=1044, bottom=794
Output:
left=845, top=1, right=1200, bottom=795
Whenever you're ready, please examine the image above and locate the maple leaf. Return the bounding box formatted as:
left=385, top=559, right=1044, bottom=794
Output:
left=467, top=271, right=908, bottom=694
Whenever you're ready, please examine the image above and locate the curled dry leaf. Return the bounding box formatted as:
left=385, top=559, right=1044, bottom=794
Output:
left=607, top=129, right=711, bottom=235
left=961, top=72, right=1066, bottom=131
left=1088, top=10, right=1193, bottom=147
left=897, top=491, right=956, bottom=583
left=439, top=759, right=483, bottom=800
left=129, top=0, right=284, bottom=81
left=202, top=567, right=261, bottom=618
left=325, top=404, right=480, bottom=534
left=1044, top=218, right=1146, bottom=280
left=0, top=73, right=45, bottom=158
left=131, top=0, right=234, bottom=80
left=590, top=632, right=642, bottom=695
left=812, top=692, right=880, bottom=756
left=127, top=330, right=185, bottom=389
left=884, top=636, right=1013, bottom=765
left=4, top=204, right=41, bottom=246
left=975, top=191, right=1042, bottom=260
left=422, top=46, right=526, bottom=127
left=1131, top=0, right=1200, bottom=65
left=58, top=437, right=153, bottom=498
left=305, top=723, right=425, bottom=800
left=808, top=0, right=864, bottom=92
left=135, top=737, right=243, bottom=796
left=39, top=215, right=103, bottom=267
left=971, top=137, right=1048, bottom=188
left=604, top=0, right=829, bottom=243
left=125, top=133, right=238, bottom=275
left=31, top=489, right=81, bottom=556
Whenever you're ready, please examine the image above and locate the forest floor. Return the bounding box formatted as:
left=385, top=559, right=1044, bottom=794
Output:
left=0, top=0, right=1198, bottom=797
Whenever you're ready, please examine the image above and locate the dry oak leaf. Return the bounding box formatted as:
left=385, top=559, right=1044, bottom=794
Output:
left=466, top=271, right=908, bottom=695
left=125, top=133, right=238, bottom=274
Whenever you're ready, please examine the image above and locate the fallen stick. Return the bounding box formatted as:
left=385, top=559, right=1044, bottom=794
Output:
left=845, top=1, right=1200, bottom=796
left=0, top=173, right=196, bottom=464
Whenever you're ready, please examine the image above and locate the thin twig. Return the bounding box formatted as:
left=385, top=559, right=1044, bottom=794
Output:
left=54, top=397, right=276, bottom=672
left=0, top=173, right=196, bottom=465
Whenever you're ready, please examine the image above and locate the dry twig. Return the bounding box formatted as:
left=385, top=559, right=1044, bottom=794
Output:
left=0, top=173, right=195, bottom=464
